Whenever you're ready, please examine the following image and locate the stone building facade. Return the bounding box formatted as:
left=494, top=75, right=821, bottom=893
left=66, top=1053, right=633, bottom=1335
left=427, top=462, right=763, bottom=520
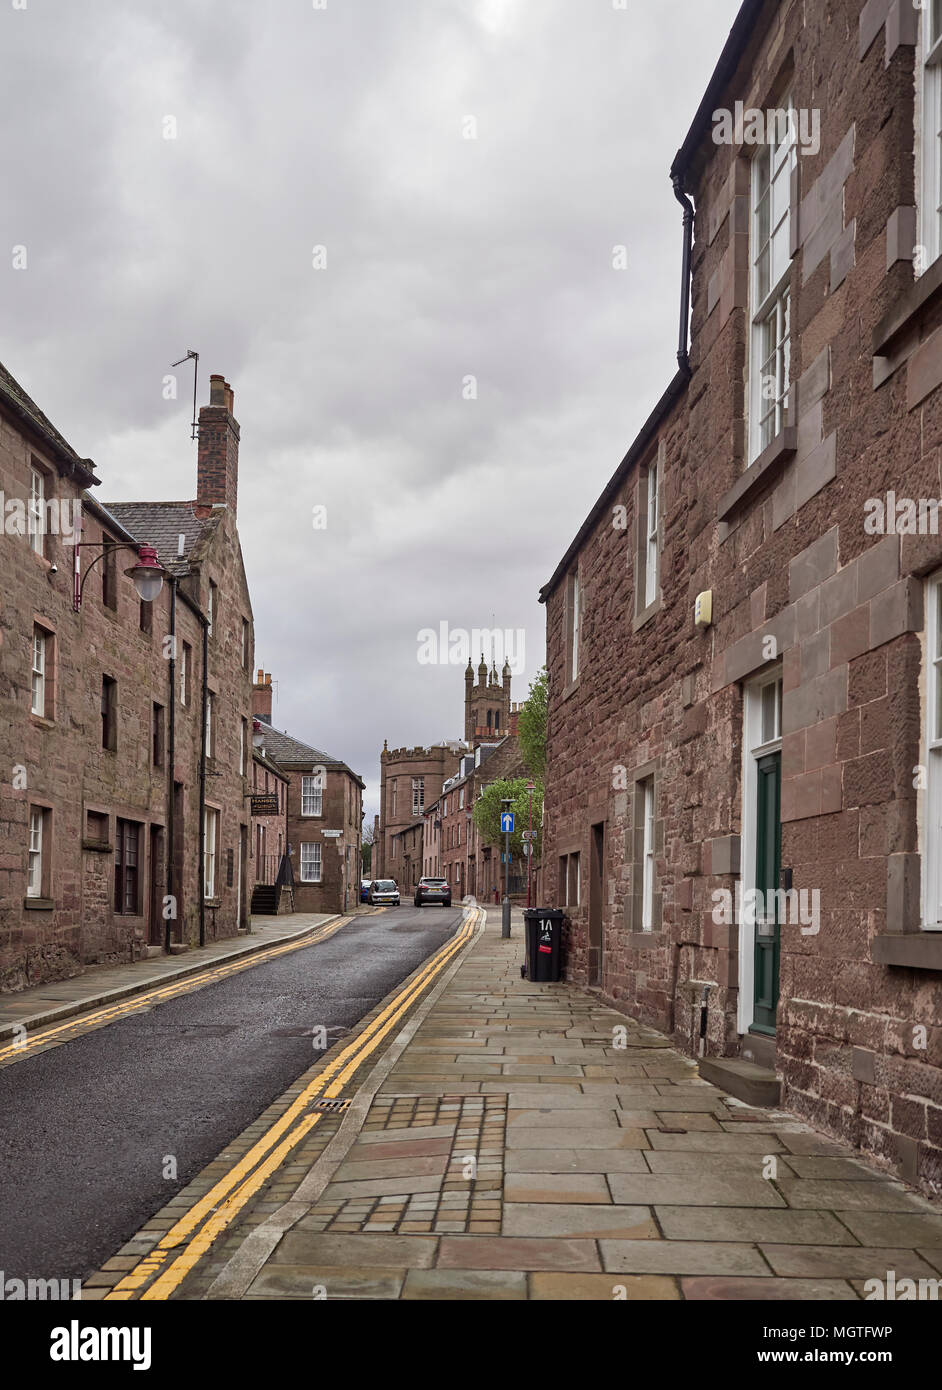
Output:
left=251, top=674, right=364, bottom=916
left=374, top=740, right=464, bottom=881
left=541, top=0, right=942, bottom=1197
left=0, top=365, right=255, bottom=990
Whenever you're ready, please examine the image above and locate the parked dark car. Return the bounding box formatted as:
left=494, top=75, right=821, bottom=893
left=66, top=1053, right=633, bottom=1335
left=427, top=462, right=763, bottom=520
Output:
left=368, top=879, right=400, bottom=906
left=415, top=876, right=452, bottom=907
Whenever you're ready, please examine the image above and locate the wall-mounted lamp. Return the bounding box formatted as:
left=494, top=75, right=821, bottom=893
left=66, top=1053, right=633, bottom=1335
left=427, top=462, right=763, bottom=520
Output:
left=73, top=541, right=168, bottom=611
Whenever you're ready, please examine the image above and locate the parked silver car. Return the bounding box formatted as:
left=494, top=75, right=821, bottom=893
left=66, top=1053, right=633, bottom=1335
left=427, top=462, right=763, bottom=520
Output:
left=368, top=879, right=400, bottom=906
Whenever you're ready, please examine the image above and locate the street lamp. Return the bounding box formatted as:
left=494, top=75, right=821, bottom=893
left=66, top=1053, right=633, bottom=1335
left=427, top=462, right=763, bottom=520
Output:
left=74, top=541, right=168, bottom=611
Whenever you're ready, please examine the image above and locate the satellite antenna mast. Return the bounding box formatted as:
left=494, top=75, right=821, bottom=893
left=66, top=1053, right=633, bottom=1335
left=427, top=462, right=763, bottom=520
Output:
left=171, top=349, right=199, bottom=440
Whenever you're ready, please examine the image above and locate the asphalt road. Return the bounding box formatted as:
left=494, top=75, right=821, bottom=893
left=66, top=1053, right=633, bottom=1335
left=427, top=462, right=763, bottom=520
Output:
left=0, top=905, right=462, bottom=1286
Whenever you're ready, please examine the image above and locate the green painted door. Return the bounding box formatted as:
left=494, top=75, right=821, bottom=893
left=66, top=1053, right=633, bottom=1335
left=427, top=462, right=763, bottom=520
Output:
left=753, top=751, right=781, bottom=1033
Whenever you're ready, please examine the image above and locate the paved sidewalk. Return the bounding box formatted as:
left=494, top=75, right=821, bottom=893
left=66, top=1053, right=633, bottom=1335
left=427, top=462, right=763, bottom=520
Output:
left=196, top=907, right=942, bottom=1300
left=0, top=911, right=350, bottom=1042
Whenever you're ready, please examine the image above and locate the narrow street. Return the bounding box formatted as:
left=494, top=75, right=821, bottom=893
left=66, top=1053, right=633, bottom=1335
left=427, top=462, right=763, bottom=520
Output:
left=0, top=907, right=461, bottom=1288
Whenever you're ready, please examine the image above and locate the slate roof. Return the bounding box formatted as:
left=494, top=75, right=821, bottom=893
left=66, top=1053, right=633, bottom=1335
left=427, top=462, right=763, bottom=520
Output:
left=101, top=500, right=216, bottom=577
left=0, top=360, right=99, bottom=484
left=253, top=723, right=365, bottom=788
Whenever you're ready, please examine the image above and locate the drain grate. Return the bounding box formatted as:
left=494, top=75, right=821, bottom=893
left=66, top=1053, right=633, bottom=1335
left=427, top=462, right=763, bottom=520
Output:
left=308, top=1097, right=351, bottom=1114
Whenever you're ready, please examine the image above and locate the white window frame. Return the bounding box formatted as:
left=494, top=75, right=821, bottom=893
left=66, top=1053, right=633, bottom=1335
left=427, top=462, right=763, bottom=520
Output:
left=300, top=842, right=322, bottom=883
left=31, top=627, right=46, bottom=716
left=921, top=4, right=942, bottom=271
left=412, top=777, right=425, bottom=817
left=641, top=777, right=655, bottom=931
left=922, top=573, right=942, bottom=929
left=748, top=98, right=796, bottom=462
left=28, top=465, right=45, bottom=556
left=644, top=461, right=659, bottom=607
left=239, top=718, right=246, bottom=777
left=571, top=852, right=581, bottom=907
left=570, top=573, right=580, bottom=681
left=27, top=807, right=44, bottom=897
left=738, top=665, right=784, bottom=1032
left=207, top=581, right=217, bottom=637
left=204, top=807, right=219, bottom=898
left=302, top=773, right=323, bottom=817
left=205, top=692, right=214, bottom=757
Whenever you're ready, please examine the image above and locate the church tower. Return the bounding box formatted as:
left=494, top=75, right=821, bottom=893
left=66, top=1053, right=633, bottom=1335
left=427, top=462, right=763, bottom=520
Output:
left=464, top=653, right=512, bottom=747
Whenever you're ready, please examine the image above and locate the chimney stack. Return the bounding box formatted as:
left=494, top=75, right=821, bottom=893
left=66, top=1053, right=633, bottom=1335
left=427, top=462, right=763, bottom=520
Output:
left=196, top=373, right=240, bottom=518
left=252, top=670, right=273, bottom=724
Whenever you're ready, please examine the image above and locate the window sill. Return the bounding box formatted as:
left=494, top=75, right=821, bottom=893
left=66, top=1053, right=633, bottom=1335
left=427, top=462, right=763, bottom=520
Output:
left=29, top=713, right=54, bottom=729
left=559, top=674, right=582, bottom=702
left=873, top=256, right=942, bottom=356
left=82, top=839, right=113, bottom=853
left=626, top=928, right=667, bottom=946
left=632, top=595, right=662, bottom=632
left=24, top=897, right=54, bottom=910
left=716, top=428, right=797, bottom=523
left=872, top=932, right=942, bottom=971
left=204, top=897, right=222, bottom=909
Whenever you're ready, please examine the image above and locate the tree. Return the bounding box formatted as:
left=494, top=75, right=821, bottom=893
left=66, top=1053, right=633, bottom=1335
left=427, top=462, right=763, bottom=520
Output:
left=517, top=666, right=547, bottom=779
left=473, top=777, right=544, bottom=859
left=361, top=821, right=374, bottom=874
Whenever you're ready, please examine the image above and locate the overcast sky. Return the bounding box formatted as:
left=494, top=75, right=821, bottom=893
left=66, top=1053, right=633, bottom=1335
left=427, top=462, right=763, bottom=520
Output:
left=2, top=0, right=741, bottom=820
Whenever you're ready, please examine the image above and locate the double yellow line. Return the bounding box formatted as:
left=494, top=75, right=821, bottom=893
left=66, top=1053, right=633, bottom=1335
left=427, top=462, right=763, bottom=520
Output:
left=0, top=917, right=349, bottom=1069
left=106, top=911, right=477, bottom=1301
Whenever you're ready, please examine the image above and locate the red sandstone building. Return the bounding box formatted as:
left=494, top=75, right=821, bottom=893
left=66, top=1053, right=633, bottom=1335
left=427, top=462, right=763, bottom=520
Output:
left=0, top=366, right=255, bottom=989
left=251, top=672, right=364, bottom=915
left=541, top=0, right=942, bottom=1196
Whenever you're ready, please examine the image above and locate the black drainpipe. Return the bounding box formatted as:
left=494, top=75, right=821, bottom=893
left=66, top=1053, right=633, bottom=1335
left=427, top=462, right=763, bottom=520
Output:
left=176, top=586, right=209, bottom=948
left=198, top=616, right=208, bottom=947
left=671, top=173, right=695, bottom=376
left=165, top=578, right=177, bottom=955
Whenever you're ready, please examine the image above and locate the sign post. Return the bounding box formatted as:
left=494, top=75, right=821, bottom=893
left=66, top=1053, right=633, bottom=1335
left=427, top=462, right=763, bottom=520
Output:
left=500, top=801, right=514, bottom=939
left=526, top=780, right=535, bottom=909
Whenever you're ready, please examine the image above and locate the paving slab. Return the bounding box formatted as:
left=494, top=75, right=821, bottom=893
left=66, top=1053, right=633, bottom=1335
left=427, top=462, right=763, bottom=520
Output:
left=506, top=1108, right=620, bottom=1128
left=436, top=1235, right=601, bottom=1271
left=759, top=1245, right=942, bottom=1279
left=775, top=1179, right=933, bottom=1213
left=276, top=1233, right=439, bottom=1268
left=681, top=1277, right=858, bottom=1300
left=247, top=1265, right=405, bottom=1299
left=502, top=1203, right=659, bottom=1240
left=504, top=1173, right=612, bottom=1204
left=505, top=1127, right=648, bottom=1150
left=401, top=1269, right=527, bottom=1300
left=504, top=1149, right=650, bottom=1174
left=600, top=1240, right=770, bottom=1276
left=643, top=1151, right=797, bottom=1176
left=529, top=1273, right=680, bottom=1300
left=655, top=1207, right=854, bottom=1244
left=834, top=1211, right=942, bottom=1247
left=608, top=1173, right=786, bottom=1208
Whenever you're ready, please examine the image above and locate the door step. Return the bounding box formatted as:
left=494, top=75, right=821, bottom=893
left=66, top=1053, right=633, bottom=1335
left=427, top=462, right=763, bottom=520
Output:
left=699, top=1056, right=781, bottom=1107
